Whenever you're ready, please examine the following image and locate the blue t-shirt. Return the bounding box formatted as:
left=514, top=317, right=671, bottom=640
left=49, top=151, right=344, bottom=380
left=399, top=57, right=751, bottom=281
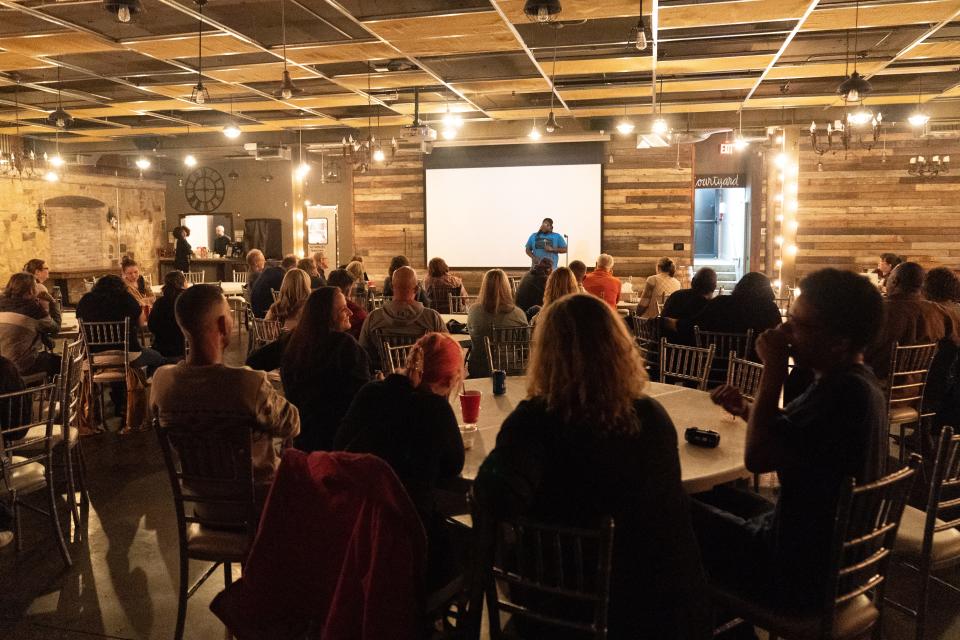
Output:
left=525, top=232, right=567, bottom=269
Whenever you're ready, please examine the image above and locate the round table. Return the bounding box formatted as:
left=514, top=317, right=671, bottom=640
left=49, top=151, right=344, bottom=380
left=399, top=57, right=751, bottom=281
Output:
left=451, top=377, right=749, bottom=493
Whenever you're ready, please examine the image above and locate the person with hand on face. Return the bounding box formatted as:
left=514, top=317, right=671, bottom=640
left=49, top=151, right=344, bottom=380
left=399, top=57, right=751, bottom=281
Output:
left=693, top=268, right=887, bottom=613
left=525, top=217, right=567, bottom=270
left=120, top=256, right=155, bottom=324
left=23, top=258, right=60, bottom=337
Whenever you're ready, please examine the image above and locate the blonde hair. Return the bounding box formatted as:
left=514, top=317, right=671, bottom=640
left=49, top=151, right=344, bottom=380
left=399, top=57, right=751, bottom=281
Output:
left=543, top=267, right=578, bottom=307
left=528, top=293, right=648, bottom=433
left=273, top=268, right=310, bottom=323
left=478, top=269, right=515, bottom=315
left=345, top=260, right=364, bottom=282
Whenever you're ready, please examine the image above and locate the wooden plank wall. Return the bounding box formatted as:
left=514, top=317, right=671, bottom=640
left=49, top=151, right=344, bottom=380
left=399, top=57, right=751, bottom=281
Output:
left=352, top=140, right=696, bottom=282
left=796, top=129, right=960, bottom=280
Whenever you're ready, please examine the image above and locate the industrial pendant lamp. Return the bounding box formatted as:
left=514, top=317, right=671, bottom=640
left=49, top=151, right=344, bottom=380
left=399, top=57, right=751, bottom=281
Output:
left=275, top=0, right=301, bottom=99
left=908, top=80, right=929, bottom=128
left=631, top=0, right=648, bottom=51
left=523, top=0, right=562, bottom=24
left=190, top=0, right=211, bottom=105
left=103, top=0, right=143, bottom=23
left=47, top=66, right=74, bottom=129
left=837, top=1, right=871, bottom=103
left=651, top=77, right=667, bottom=135
left=222, top=98, right=241, bottom=139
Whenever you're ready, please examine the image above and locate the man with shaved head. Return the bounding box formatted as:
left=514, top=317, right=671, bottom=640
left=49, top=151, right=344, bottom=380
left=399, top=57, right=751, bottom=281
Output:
left=358, top=266, right=446, bottom=369
left=151, top=284, right=300, bottom=502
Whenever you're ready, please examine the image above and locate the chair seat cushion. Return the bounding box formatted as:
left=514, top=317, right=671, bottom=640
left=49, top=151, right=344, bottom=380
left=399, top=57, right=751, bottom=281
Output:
left=14, top=423, right=78, bottom=447
left=889, top=406, right=920, bottom=424
left=710, top=583, right=878, bottom=640
left=92, top=370, right=125, bottom=383
left=3, top=456, right=46, bottom=492
left=186, top=522, right=250, bottom=562
left=894, top=505, right=960, bottom=570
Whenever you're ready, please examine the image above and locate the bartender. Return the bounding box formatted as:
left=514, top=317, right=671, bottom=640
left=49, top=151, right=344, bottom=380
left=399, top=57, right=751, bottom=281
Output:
left=213, top=225, right=231, bottom=256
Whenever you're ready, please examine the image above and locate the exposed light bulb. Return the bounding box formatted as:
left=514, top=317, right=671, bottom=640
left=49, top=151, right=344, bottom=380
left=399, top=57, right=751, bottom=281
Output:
left=774, top=235, right=784, bottom=246
left=787, top=219, right=799, bottom=232
left=442, top=109, right=463, bottom=129
left=774, top=152, right=788, bottom=169
left=908, top=112, right=929, bottom=127
left=773, top=279, right=782, bottom=290
left=441, top=127, right=457, bottom=140
left=295, top=162, right=310, bottom=179
left=372, top=146, right=385, bottom=163
left=774, top=259, right=783, bottom=269
left=634, top=20, right=648, bottom=51
left=194, top=87, right=206, bottom=105
left=846, top=88, right=860, bottom=103
left=223, top=124, right=242, bottom=139
left=117, top=4, right=132, bottom=22
left=55, top=116, right=66, bottom=128
left=280, top=86, right=293, bottom=100
left=786, top=244, right=798, bottom=257
left=184, top=154, right=197, bottom=168
left=536, top=6, right=551, bottom=22
left=847, top=110, right=872, bottom=126
left=528, top=125, right=542, bottom=141
left=44, top=170, right=59, bottom=182
left=794, top=287, right=802, bottom=297
left=135, top=157, right=151, bottom=170
left=651, top=117, right=669, bottom=135
left=616, top=118, right=635, bottom=135
left=49, top=154, right=65, bottom=168
left=733, top=136, right=748, bottom=152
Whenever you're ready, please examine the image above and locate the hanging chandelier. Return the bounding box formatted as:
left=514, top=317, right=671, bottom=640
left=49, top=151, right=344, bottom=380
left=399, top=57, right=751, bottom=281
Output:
left=908, top=154, right=950, bottom=178
left=809, top=110, right=882, bottom=162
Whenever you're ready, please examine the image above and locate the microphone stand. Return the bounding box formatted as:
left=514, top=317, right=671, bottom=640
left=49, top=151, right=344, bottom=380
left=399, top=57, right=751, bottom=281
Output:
left=563, top=234, right=569, bottom=266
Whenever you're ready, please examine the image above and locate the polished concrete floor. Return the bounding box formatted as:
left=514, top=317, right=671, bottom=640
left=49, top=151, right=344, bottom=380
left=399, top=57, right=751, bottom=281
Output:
left=1, top=335, right=959, bottom=639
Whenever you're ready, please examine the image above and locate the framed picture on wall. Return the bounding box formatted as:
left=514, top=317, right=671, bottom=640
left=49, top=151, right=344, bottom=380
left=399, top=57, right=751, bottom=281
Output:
left=307, top=218, right=328, bottom=245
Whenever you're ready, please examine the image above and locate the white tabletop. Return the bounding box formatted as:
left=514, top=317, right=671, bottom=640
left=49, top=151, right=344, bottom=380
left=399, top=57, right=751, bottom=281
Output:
left=57, top=310, right=79, bottom=337
left=440, top=313, right=472, bottom=345
left=451, top=378, right=748, bottom=493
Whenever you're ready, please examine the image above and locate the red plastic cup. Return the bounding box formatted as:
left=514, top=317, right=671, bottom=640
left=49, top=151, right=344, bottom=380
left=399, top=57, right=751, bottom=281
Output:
left=459, top=390, right=482, bottom=425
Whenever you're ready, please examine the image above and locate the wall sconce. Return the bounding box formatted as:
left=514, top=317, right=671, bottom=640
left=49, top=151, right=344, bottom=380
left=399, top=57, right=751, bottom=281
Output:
left=36, top=206, right=47, bottom=231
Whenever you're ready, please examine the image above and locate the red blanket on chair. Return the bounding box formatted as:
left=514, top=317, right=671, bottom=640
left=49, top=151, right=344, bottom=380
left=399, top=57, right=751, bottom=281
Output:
left=210, top=449, right=427, bottom=640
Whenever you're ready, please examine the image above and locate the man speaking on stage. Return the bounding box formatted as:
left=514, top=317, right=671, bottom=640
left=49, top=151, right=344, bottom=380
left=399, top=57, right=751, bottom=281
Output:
left=525, top=217, right=567, bottom=269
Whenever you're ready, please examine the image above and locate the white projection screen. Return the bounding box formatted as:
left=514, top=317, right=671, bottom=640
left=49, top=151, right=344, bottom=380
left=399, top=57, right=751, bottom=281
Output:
left=425, top=164, right=602, bottom=269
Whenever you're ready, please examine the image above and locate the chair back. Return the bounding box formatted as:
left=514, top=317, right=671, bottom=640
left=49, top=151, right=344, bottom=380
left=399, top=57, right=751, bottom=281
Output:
left=232, top=271, right=248, bottom=284
left=485, top=325, right=533, bottom=376
left=630, top=315, right=661, bottom=371
left=79, top=318, right=130, bottom=374
left=508, top=276, right=521, bottom=297
left=427, top=286, right=458, bottom=313
left=478, top=508, right=615, bottom=640
left=886, top=342, right=938, bottom=420
left=726, top=351, right=764, bottom=401
left=0, top=383, right=58, bottom=490
left=448, top=293, right=477, bottom=314
left=370, top=295, right=387, bottom=310
left=250, top=317, right=281, bottom=350
left=184, top=271, right=205, bottom=284
left=694, top=327, right=755, bottom=388
left=918, top=426, right=960, bottom=563
left=659, top=339, right=715, bottom=390
left=59, top=339, right=85, bottom=430
left=351, top=290, right=370, bottom=312
left=376, top=331, right=424, bottom=372
left=821, top=458, right=919, bottom=639
left=774, top=295, right=793, bottom=320
left=83, top=276, right=97, bottom=293
left=270, top=288, right=281, bottom=304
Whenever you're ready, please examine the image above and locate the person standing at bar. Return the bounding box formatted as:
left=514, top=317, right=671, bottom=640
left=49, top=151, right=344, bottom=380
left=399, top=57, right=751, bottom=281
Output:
left=173, top=225, right=192, bottom=273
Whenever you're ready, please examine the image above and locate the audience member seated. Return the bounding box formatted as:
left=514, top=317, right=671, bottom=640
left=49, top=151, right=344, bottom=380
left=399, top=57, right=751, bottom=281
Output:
left=250, top=263, right=285, bottom=318
left=359, top=267, right=446, bottom=370
left=466, top=269, right=528, bottom=378
left=635, top=257, right=681, bottom=318
left=280, top=254, right=298, bottom=271
left=474, top=294, right=710, bottom=639
left=345, top=260, right=368, bottom=300
left=568, top=259, right=587, bottom=293
left=582, top=253, right=622, bottom=308
left=866, top=261, right=948, bottom=381
left=672, top=271, right=781, bottom=344
left=382, top=255, right=429, bottom=305
left=696, top=268, right=887, bottom=611
left=298, top=257, right=325, bottom=289
left=515, top=258, right=552, bottom=312
left=77, top=275, right=171, bottom=376
left=23, top=258, right=60, bottom=330
left=661, top=267, right=717, bottom=337
left=423, top=257, right=465, bottom=312
left=530, top=266, right=578, bottom=325
left=0, top=355, right=25, bottom=548
left=923, top=267, right=960, bottom=435
left=148, top=270, right=187, bottom=358
left=335, top=332, right=465, bottom=587
left=312, top=250, right=329, bottom=283
left=151, top=284, right=300, bottom=511
left=281, top=287, right=371, bottom=452
left=0, top=273, right=60, bottom=378
left=328, top=268, right=366, bottom=341
left=876, top=252, right=904, bottom=292
left=244, top=249, right=266, bottom=304
left=265, top=268, right=310, bottom=331
left=348, top=254, right=370, bottom=281
left=121, top=256, right=155, bottom=320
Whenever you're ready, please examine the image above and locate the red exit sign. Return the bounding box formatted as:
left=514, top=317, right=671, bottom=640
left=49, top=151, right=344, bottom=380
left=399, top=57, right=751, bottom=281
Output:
left=719, top=142, right=735, bottom=155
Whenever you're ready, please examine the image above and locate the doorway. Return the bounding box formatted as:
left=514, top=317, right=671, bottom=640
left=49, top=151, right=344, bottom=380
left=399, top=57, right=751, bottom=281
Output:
left=693, top=187, right=750, bottom=280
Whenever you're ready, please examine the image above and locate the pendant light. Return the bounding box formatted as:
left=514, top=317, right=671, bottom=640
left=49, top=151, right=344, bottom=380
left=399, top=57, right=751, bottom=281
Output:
left=908, top=79, right=929, bottom=128
left=733, top=109, right=748, bottom=151
left=523, top=0, right=562, bottom=24
left=47, top=66, right=74, bottom=129
left=616, top=103, right=635, bottom=135
left=528, top=120, right=542, bottom=140
left=651, top=77, right=667, bottom=135
left=275, top=0, right=301, bottom=99
left=104, top=0, right=143, bottom=24
left=631, top=0, right=648, bottom=51
left=544, top=31, right=561, bottom=134
left=837, top=1, right=871, bottom=103
left=222, top=98, right=241, bottom=139
left=190, top=0, right=210, bottom=105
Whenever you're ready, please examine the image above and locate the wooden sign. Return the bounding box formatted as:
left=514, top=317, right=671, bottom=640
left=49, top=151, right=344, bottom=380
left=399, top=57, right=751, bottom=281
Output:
left=695, top=173, right=745, bottom=188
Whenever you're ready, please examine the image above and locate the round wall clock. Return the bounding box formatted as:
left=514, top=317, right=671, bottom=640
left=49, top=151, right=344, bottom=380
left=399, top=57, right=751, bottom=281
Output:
left=184, top=166, right=225, bottom=213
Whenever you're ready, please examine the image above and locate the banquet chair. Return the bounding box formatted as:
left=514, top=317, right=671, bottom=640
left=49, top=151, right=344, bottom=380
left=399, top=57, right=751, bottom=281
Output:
left=185, top=271, right=205, bottom=284
left=887, top=426, right=960, bottom=640
left=382, top=342, right=415, bottom=374
left=631, top=315, right=661, bottom=374
left=249, top=317, right=281, bottom=352
left=351, top=290, right=370, bottom=312
left=232, top=270, right=248, bottom=284
left=470, top=501, right=615, bottom=640
left=227, top=296, right=248, bottom=342
left=886, top=342, right=938, bottom=464
left=659, top=339, right=715, bottom=391
left=271, top=288, right=281, bottom=304
left=448, top=293, right=477, bottom=314
left=710, top=457, right=919, bottom=640
left=79, top=318, right=130, bottom=433
left=0, top=382, right=72, bottom=567
left=485, top=325, right=533, bottom=376
left=726, top=351, right=764, bottom=400
left=154, top=417, right=257, bottom=640
left=694, top=328, right=755, bottom=388
left=427, top=286, right=458, bottom=313
left=370, top=295, right=387, bottom=309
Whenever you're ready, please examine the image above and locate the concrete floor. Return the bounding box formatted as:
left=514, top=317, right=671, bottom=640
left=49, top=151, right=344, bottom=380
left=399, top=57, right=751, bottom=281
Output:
left=1, top=334, right=959, bottom=639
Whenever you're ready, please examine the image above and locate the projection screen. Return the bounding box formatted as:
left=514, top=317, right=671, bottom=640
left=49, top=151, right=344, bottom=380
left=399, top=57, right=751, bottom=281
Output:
left=425, top=163, right=602, bottom=269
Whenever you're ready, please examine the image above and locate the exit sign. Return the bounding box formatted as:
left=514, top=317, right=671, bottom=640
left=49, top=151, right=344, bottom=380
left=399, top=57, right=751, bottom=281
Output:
left=719, top=143, right=735, bottom=155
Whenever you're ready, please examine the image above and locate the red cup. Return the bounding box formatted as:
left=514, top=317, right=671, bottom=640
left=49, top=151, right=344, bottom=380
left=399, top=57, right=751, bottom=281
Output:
left=459, top=390, right=482, bottom=425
